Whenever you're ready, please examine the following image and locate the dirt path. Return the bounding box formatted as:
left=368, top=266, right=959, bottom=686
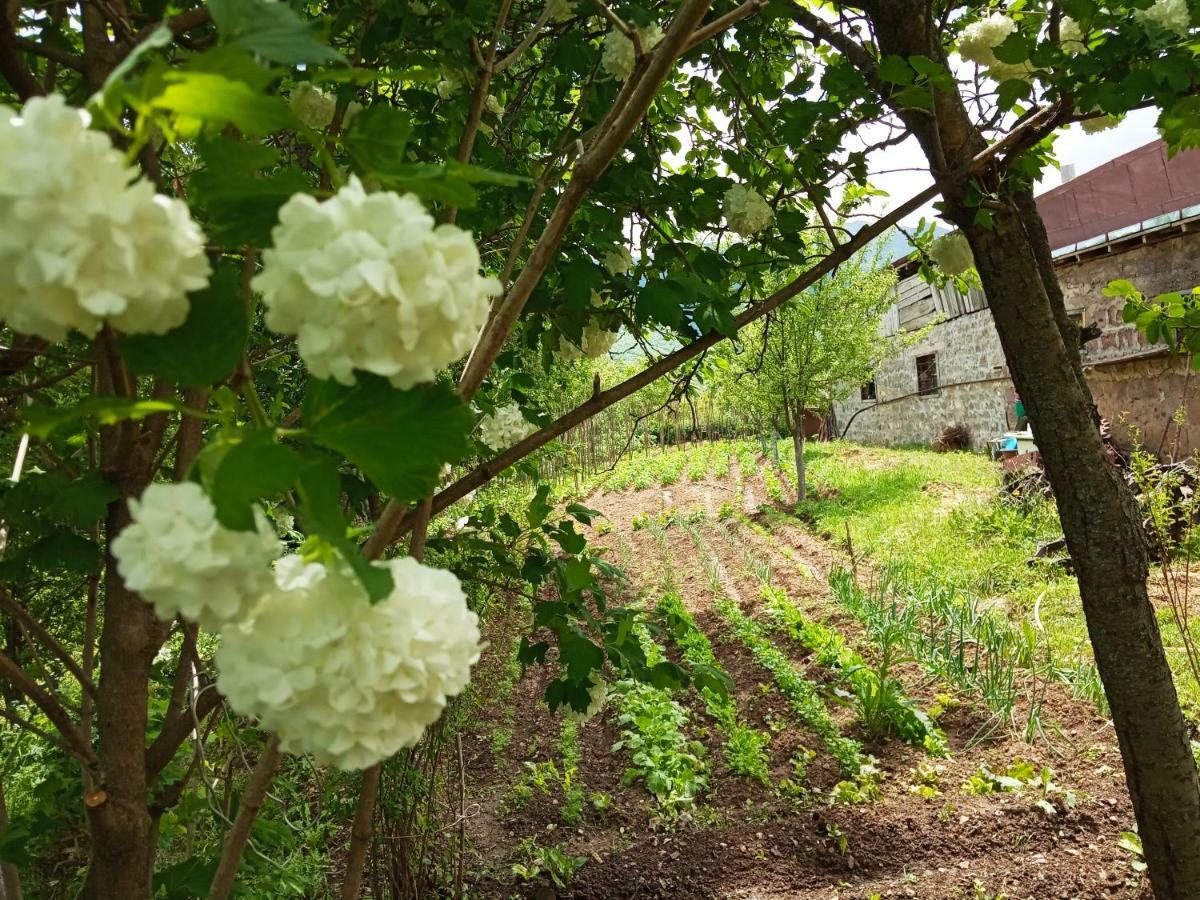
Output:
left=462, top=457, right=1149, bottom=900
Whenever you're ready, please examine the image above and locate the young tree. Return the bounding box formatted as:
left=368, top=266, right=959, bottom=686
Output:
left=713, top=252, right=899, bottom=500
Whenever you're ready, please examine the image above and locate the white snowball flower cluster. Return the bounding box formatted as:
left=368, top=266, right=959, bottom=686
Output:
left=563, top=673, right=608, bottom=723
left=216, top=555, right=482, bottom=769
left=290, top=82, right=361, bottom=130
left=1135, top=0, right=1191, bottom=35
left=484, top=94, right=505, bottom=117
left=723, top=184, right=774, bottom=236
left=479, top=403, right=536, bottom=450
left=958, top=13, right=1017, bottom=67
left=1082, top=113, right=1123, bottom=134
left=111, top=483, right=281, bottom=632
left=1059, top=17, right=1087, bottom=53
left=559, top=290, right=619, bottom=360
left=601, top=24, right=664, bottom=81
left=253, top=177, right=498, bottom=388
left=604, top=246, right=633, bottom=276
left=0, top=95, right=210, bottom=342
left=290, top=82, right=336, bottom=129
left=929, top=231, right=975, bottom=276
left=559, top=322, right=620, bottom=361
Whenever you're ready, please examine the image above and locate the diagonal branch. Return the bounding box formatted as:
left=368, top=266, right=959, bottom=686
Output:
left=0, top=649, right=94, bottom=764
left=0, top=591, right=97, bottom=699
left=370, top=183, right=939, bottom=552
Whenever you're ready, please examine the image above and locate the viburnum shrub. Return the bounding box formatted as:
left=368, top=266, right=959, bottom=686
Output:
left=4, top=0, right=1200, bottom=892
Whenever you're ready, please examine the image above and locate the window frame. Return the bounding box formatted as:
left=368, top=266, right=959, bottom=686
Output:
left=916, top=352, right=939, bottom=396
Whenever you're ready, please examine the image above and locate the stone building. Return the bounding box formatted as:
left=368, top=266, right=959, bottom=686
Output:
left=834, top=140, right=1200, bottom=456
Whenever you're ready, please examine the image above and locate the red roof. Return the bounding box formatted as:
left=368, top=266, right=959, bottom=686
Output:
left=1036, top=140, right=1200, bottom=250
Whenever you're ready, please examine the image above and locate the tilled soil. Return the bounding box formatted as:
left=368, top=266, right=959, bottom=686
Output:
left=462, top=453, right=1151, bottom=900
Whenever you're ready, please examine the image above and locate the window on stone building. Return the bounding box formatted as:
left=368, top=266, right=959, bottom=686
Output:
left=916, top=353, right=939, bottom=395
left=861, top=379, right=877, bottom=401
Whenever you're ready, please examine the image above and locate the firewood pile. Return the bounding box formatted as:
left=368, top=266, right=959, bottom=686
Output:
left=1006, top=451, right=1200, bottom=568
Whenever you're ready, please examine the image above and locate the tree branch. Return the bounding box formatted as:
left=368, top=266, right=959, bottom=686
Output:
left=0, top=591, right=97, bottom=700
left=368, top=182, right=940, bottom=553
left=206, top=736, right=281, bottom=900
left=0, top=649, right=94, bottom=765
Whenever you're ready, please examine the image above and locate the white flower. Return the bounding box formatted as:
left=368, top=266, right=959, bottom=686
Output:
left=1134, top=0, right=1191, bottom=35
left=547, top=0, right=574, bottom=22
left=723, top=184, right=773, bottom=236
left=1059, top=17, right=1087, bottom=53
left=1081, top=113, right=1123, bottom=133
left=484, top=94, right=505, bottom=117
left=604, top=246, right=633, bottom=276
left=558, top=322, right=619, bottom=360
left=479, top=402, right=536, bottom=450
left=564, top=673, right=608, bottom=723
left=290, top=82, right=337, bottom=130
left=216, top=555, right=481, bottom=769
left=254, top=178, right=498, bottom=388
left=435, top=70, right=468, bottom=99
left=0, top=95, right=210, bottom=342
left=929, top=231, right=975, bottom=276
left=958, top=13, right=1018, bottom=67
left=111, top=483, right=281, bottom=632
left=601, top=24, right=665, bottom=81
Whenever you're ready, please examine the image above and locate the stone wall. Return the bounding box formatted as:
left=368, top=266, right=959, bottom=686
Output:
left=833, top=227, right=1200, bottom=456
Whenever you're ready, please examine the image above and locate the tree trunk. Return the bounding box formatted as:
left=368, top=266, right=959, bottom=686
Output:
left=962, top=202, right=1200, bottom=895
left=80, top=501, right=159, bottom=899
left=792, top=415, right=806, bottom=503
left=862, top=6, right=1200, bottom=894
left=0, top=777, right=21, bottom=900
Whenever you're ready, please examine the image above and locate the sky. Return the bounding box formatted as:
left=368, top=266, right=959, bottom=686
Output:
left=861, top=108, right=1162, bottom=227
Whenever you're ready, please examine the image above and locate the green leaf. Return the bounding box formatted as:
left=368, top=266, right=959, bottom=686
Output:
left=877, top=55, right=913, bottom=85
left=211, top=430, right=307, bottom=530
left=692, top=663, right=734, bottom=699
left=208, top=0, right=345, bottom=65
left=637, top=279, right=686, bottom=328
left=344, top=105, right=413, bottom=176
left=190, top=164, right=312, bottom=247
left=24, top=396, right=189, bottom=440
left=45, top=472, right=119, bottom=527
left=367, top=160, right=522, bottom=208
left=303, top=376, right=473, bottom=502
left=294, top=455, right=395, bottom=601
left=152, top=71, right=296, bottom=134
left=996, top=77, right=1031, bottom=111
left=120, top=264, right=247, bottom=387
left=556, top=627, right=605, bottom=681
left=649, top=660, right=689, bottom=691
left=992, top=32, right=1031, bottom=65
left=526, top=484, right=553, bottom=528
left=0, top=530, right=103, bottom=579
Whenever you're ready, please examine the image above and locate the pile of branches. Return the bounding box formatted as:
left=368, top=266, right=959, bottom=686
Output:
left=932, top=423, right=972, bottom=452
left=1006, top=451, right=1200, bottom=567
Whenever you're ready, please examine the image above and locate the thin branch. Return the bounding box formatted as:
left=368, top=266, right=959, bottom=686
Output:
left=369, top=182, right=939, bottom=552
left=206, top=736, right=282, bottom=900
left=145, top=677, right=223, bottom=781
left=0, top=591, right=97, bottom=699
left=0, top=649, right=93, bottom=765
left=684, top=0, right=768, bottom=53
left=339, top=764, right=382, bottom=899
